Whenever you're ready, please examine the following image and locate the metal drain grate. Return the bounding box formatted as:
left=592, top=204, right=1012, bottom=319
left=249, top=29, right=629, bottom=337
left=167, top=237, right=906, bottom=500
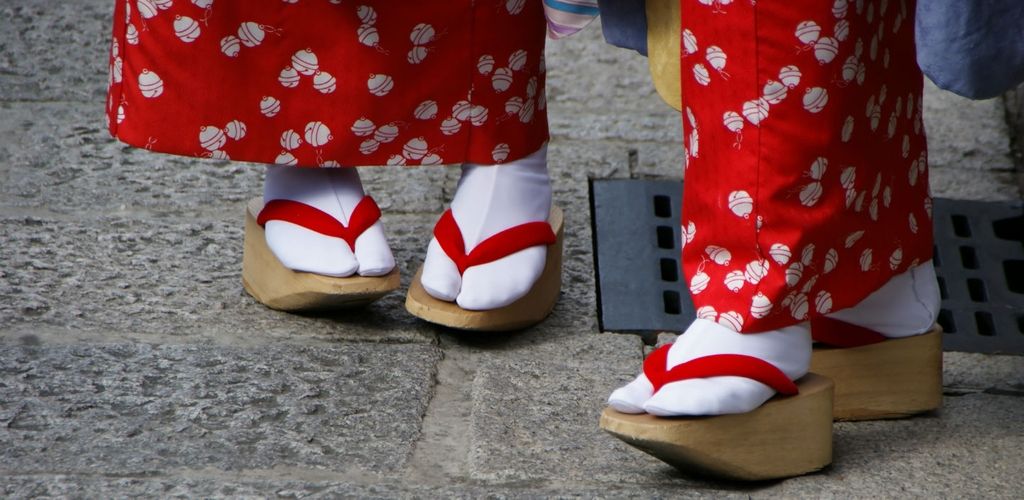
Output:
left=590, top=179, right=1024, bottom=354
left=591, top=179, right=693, bottom=338
left=933, top=198, right=1024, bottom=354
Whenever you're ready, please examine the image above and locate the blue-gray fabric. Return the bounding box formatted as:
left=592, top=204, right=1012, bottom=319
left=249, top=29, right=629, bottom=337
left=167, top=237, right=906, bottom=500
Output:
left=594, top=2, right=1024, bottom=100
left=915, top=2, right=1024, bottom=99
left=597, top=0, right=648, bottom=55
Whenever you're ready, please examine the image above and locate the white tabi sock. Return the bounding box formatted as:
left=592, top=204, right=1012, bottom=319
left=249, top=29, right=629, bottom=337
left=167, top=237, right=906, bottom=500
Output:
left=420, top=144, right=553, bottom=310
left=825, top=260, right=940, bottom=338
left=263, top=165, right=394, bottom=277
left=609, top=319, right=811, bottom=416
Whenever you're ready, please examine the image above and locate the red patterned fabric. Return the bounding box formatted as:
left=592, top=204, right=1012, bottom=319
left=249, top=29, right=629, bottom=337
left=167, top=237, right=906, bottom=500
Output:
left=433, top=209, right=557, bottom=275
left=810, top=316, right=887, bottom=348
left=642, top=345, right=799, bottom=396
left=106, top=1, right=549, bottom=167
left=257, top=196, right=381, bottom=251
left=680, top=0, right=933, bottom=333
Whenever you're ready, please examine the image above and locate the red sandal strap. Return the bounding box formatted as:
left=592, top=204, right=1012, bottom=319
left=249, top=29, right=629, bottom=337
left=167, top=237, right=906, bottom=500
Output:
left=810, top=316, right=887, bottom=348
left=642, top=344, right=672, bottom=390
left=257, top=196, right=381, bottom=251
left=642, top=347, right=798, bottom=396
left=433, top=209, right=557, bottom=275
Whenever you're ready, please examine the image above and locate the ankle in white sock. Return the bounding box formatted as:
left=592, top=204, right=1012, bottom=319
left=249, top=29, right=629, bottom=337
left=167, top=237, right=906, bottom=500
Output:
left=825, top=260, right=940, bottom=338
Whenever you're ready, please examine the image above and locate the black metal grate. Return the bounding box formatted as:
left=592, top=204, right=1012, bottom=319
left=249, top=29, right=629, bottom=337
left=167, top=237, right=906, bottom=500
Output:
left=932, top=198, right=1024, bottom=354
left=590, top=179, right=693, bottom=339
left=590, top=179, right=1024, bottom=355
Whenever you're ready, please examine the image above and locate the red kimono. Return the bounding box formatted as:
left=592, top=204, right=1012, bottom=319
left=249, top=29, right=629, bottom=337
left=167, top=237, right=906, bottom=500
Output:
left=106, top=0, right=549, bottom=167
left=679, top=0, right=934, bottom=332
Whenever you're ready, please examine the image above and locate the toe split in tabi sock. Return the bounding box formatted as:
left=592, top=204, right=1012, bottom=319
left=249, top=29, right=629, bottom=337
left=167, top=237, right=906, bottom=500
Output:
left=405, top=206, right=564, bottom=331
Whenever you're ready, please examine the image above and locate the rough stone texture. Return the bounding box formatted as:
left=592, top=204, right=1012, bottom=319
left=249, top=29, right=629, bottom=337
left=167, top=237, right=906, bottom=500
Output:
left=944, top=352, right=1024, bottom=394
left=467, top=334, right=678, bottom=485
left=545, top=28, right=667, bottom=115
left=0, top=343, right=440, bottom=474
left=1, top=476, right=735, bottom=499
left=0, top=1, right=111, bottom=102
left=0, top=213, right=436, bottom=345
left=1002, top=84, right=1024, bottom=194
left=924, top=80, right=1021, bottom=201
left=778, top=393, right=1024, bottom=498
left=927, top=167, right=1022, bottom=201
left=1, top=5, right=1023, bottom=498
left=924, top=81, right=1017, bottom=172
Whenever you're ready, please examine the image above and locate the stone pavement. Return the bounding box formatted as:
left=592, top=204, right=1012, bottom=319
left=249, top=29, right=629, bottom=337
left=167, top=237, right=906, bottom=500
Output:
left=2, top=2, right=1023, bottom=498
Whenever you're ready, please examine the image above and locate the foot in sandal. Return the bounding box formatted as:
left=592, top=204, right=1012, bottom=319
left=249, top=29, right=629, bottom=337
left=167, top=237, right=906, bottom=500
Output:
left=601, top=319, right=829, bottom=481
left=419, top=144, right=553, bottom=310
left=262, top=165, right=395, bottom=277
left=608, top=319, right=812, bottom=416
left=608, top=261, right=940, bottom=417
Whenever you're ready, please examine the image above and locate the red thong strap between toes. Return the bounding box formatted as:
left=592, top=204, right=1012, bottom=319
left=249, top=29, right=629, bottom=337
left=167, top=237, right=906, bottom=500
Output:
left=810, top=316, right=887, bottom=348
left=642, top=344, right=673, bottom=391
left=257, top=196, right=381, bottom=251
left=643, top=346, right=798, bottom=396
left=433, top=209, right=557, bottom=275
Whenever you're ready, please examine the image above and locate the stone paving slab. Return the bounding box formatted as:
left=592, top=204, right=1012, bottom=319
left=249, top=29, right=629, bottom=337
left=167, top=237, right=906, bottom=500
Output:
left=544, top=20, right=664, bottom=116
left=0, top=213, right=439, bottom=344
left=0, top=1, right=111, bottom=103
left=943, top=353, right=1024, bottom=394
left=549, top=107, right=683, bottom=144
left=0, top=130, right=622, bottom=343
left=926, top=167, right=1021, bottom=202
left=777, top=393, right=1024, bottom=498
left=0, top=343, right=440, bottom=475
left=0, top=475, right=732, bottom=499
left=5, top=342, right=1014, bottom=498
left=4, top=395, right=1019, bottom=497
left=924, top=81, right=1017, bottom=172
left=465, top=333, right=690, bottom=486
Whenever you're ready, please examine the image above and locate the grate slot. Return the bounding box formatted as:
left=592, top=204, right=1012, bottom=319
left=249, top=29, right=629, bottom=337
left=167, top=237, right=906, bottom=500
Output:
left=975, top=311, right=996, bottom=337
left=952, top=214, right=972, bottom=237
left=653, top=195, right=672, bottom=218
left=950, top=214, right=971, bottom=237
left=663, top=291, right=682, bottom=315
left=660, top=258, right=679, bottom=282
left=1005, top=260, right=1024, bottom=294
left=937, top=275, right=949, bottom=300
left=656, top=226, right=675, bottom=249
left=959, top=246, right=979, bottom=269
left=967, top=278, right=988, bottom=303
left=993, top=215, right=1023, bottom=244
